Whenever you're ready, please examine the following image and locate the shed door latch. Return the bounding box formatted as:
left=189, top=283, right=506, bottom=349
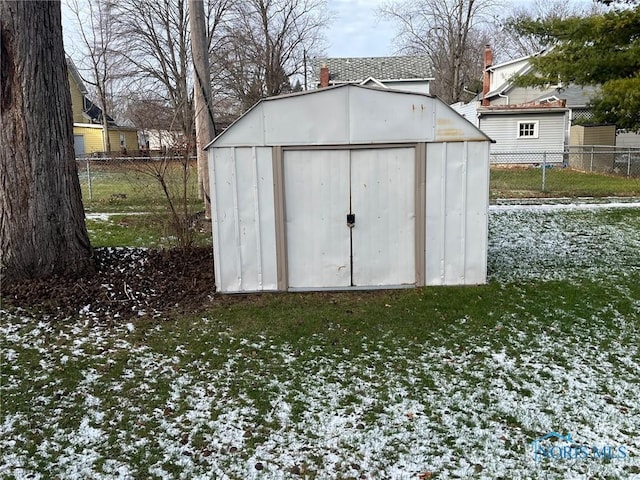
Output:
left=346, top=213, right=355, bottom=228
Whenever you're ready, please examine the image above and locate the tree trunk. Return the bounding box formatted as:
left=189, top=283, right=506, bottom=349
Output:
left=1, top=1, right=93, bottom=280
left=189, top=0, right=215, bottom=219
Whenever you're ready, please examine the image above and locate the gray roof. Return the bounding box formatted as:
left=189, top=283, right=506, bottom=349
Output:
left=534, top=84, right=600, bottom=108
left=314, top=56, right=433, bottom=83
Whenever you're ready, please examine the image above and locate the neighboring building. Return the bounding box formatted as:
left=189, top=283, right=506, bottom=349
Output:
left=451, top=46, right=639, bottom=156
left=313, top=56, right=433, bottom=94
left=67, top=58, right=138, bottom=157
left=206, top=84, right=491, bottom=293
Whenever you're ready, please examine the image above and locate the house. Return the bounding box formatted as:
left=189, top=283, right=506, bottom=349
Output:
left=451, top=47, right=571, bottom=158
left=67, top=58, right=138, bottom=157
left=451, top=46, right=640, bottom=159
left=206, top=84, right=492, bottom=293
left=313, top=56, right=433, bottom=94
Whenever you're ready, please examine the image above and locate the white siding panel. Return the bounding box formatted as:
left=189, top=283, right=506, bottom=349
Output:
left=233, top=147, right=278, bottom=291
left=210, top=148, right=241, bottom=292
left=424, top=143, right=446, bottom=285
left=255, top=147, right=278, bottom=289
left=463, top=142, right=489, bottom=284
left=434, top=103, right=490, bottom=142
left=284, top=150, right=351, bottom=288
left=264, top=89, right=350, bottom=146
left=443, top=143, right=466, bottom=284
left=349, top=88, right=435, bottom=143
left=211, top=85, right=490, bottom=149
left=209, top=147, right=277, bottom=292
left=450, top=102, right=479, bottom=127
left=213, top=107, right=265, bottom=147
left=616, top=131, right=640, bottom=147
left=424, top=142, right=489, bottom=285
left=351, top=148, right=415, bottom=286
left=381, top=80, right=430, bottom=95
left=480, top=112, right=566, bottom=152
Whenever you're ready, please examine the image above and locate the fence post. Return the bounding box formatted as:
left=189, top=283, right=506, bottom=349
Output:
left=542, top=152, right=547, bottom=193
left=628, top=148, right=632, bottom=178
left=86, top=157, right=93, bottom=201
left=590, top=146, right=594, bottom=172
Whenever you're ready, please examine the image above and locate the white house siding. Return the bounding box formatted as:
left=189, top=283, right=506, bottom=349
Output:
left=617, top=131, right=640, bottom=147
left=479, top=112, right=567, bottom=152
left=209, top=146, right=278, bottom=292
left=450, top=101, right=479, bottom=127
left=381, top=80, right=430, bottom=95
left=488, top=58, right=529, bottom=94
left=500, top=86, right=556, bottom=106
left=424, top=141, right=489, bottom=285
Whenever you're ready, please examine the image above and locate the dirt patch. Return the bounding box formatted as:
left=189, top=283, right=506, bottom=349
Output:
left=1, top=247, right=216, bottom=321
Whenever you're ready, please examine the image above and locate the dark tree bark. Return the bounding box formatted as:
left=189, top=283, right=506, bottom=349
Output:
left=1, top=1, right=93, bottom=280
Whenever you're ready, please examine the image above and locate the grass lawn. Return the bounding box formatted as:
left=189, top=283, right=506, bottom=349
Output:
left=78, top=160, right=201, bottom=214
left=2, top=206, right=640, bottom=479
left=490, top=167, right=640, bottom=200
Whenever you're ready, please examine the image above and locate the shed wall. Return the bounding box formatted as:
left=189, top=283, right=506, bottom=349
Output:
left=210, top=146, right=278, bottom=292
left=424, top=141, right=489, bottom=285
left=208, top=85, right=491, bottom=293
left=569, top=125, right=616, bottom=146
left=212, top=86, right=490, bottom=149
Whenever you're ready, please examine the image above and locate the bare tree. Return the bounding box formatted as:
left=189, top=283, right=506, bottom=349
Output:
left=113, top=0, right=195, bottom=137
left=499, top=0, right=608, bottom=58
left=215, top=0, right=328, bottom=111
left=67, top=0, right=120, bottom=153
left=111, top=0, right=230, bottom=133
left=1, top=0, right=93, bottom=280
left=380, top=0, right=496, bottom=104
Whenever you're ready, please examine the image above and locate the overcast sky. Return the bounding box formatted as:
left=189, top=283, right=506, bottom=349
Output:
left=324, top=0, right=396, bottom=58
left=63, top=0, right=590, bottom=61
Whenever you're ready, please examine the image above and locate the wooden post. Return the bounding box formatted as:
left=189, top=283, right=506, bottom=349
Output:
left=189, top=0, right=215, bottom=219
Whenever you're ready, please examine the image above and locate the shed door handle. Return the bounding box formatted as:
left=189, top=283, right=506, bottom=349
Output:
left=347, top=213, right=355, bottom=228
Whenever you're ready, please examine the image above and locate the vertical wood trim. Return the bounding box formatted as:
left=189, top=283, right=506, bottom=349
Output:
left=272, top=146, right=288, bottom=291
left=414, top=143, right=426, bottom=287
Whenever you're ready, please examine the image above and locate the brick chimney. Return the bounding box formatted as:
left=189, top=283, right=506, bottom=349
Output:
left=482, top=45, right=493, bottom=106
left=320, top=64, right=330, bottom=88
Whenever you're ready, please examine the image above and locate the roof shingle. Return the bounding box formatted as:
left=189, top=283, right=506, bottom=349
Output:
left=314, top=56, right=433, bottom=83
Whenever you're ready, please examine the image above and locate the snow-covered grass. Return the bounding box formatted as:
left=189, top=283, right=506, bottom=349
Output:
left=2, top=205, right=640, bottom=479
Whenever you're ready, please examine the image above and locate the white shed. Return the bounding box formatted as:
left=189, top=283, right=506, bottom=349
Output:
left=207, top=84, right=492, bottom=293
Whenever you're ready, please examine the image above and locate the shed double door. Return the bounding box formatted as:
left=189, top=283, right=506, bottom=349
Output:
left=284, top=147, right=415, bottom=289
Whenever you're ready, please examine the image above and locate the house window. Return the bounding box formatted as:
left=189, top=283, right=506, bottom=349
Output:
left=119, top=133, right=126, bottom=148
left=517, top=121, right=539, bottom=139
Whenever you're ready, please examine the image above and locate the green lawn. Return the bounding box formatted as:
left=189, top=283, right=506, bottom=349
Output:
left=78, top=159, right=201, bottom=213
left=78, top=159, right=210, bottom=248
left=2, top=205, right=640, bottom=478
left=490, top=166, right=640, bottom=199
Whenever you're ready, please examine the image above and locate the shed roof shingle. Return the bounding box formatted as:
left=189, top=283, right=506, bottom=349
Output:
left=314, top=56, right=433, bottom=83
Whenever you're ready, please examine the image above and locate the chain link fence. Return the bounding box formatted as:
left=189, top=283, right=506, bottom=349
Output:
left=490, top=146, right=640, bottom=198
left=76, top=155, right=200, bottom=208
left=491, top=146, right=640, bottom=176
left=75, top=148, right=640, bottom=207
